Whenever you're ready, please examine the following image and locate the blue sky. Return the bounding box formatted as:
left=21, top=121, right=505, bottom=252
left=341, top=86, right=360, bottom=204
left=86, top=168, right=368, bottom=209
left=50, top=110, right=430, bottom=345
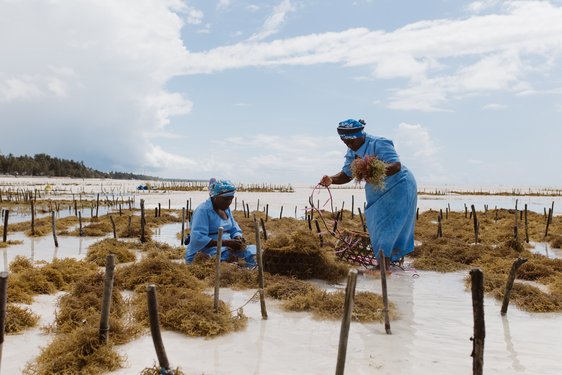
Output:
left=1, top=0, right=562, bottom=187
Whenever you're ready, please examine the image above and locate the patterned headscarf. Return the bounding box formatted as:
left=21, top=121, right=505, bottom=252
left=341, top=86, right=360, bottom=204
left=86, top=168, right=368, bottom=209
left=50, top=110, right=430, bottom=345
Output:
left=337, top=119, right=366, bottom=139
left=208, top=178, right=236, bottom=197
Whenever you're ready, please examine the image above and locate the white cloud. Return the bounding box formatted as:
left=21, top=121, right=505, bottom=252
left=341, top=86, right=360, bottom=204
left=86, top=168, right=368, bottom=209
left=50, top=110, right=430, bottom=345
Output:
left=183, top=2, right=562, bottom=110
left=248, top=0, right=296, bottom=42
left=184, top=6, right=204, bottom=25
left=393, top=123, right=446, bottom=183
left=482, top=103, right=507, bottom=110
left=0, top=0, right=191, bottom=172
left=217, top=0, right=232, bottom=11
left=466, top=1, right=501, bottom=13
left=208, top=134, right=344, bottom=182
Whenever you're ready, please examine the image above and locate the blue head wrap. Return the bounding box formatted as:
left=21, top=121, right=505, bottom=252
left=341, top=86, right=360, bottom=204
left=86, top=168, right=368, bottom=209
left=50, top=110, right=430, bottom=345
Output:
left=208, top=178, right=236, bottom=197
left=337, top=119, right=366, bottom=139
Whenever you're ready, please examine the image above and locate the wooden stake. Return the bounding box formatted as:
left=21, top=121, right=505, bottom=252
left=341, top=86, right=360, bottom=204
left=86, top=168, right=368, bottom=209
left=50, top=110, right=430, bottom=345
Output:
left=314, top=219, right=323, bottom=246
left=471, top=204, right=478, bottom=244
left=99, top=254, right=115, bottom=344
left=78, top=211, right=83, bottom=237
left=279, top=206, right=283, bottom=219
left=180, top=207, right=186, bottom=246
left=95, top=193, right=100, bottom=218
left=213, top=227, right=224, bottom=313
left=265, top=204, right=269, bottom=222
left=1, top=210, right=7, bottom=243
left=501, top=258, right=528, bottom=316
left=0, top=271, right=8, bottom=371
left=525, top=203, right=529, bottom=243
left=140, top=199, right=146, bottom=243
left=260, top=218, right=268, bottom=241
left=254, top=220, right=268, bottom=319
left=31, top=201, right=35, bottom=236
left=51, top=211, right=58, bottom=247
left=351, top=195, right=355, bottom=219
left=545, top=208, right=552, bottom=238
left=437, top=212, right=443, bottom=238
left=146, top=285, right=171, bottom=373
left=470, top=268, right=485, bottom=375
left=357, top=208, right=366, bottom=232
left=110, top=216, right=117, bottom=239
left=379, top=250, right=391, bottom=334
left=335, top=269, right=358, bottom=375
left=513, top=209, right=518, bottom=241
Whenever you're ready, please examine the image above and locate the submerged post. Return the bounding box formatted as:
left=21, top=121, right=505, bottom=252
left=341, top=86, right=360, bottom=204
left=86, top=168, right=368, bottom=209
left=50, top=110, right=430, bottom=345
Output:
left=99, top=254, right=115, bottom=344
left=254, top=219, right=268, bottom=319
left=146, top=284, right=172, bottom=374
left=470, top=268, right=485, bottom=375
left=213, top=227, right=224, bottom=313
left=379, top=250, right=391, bottom=334
left=501, top=258, right=528, bottom=316
left=335, top=269, right=358, bottom=375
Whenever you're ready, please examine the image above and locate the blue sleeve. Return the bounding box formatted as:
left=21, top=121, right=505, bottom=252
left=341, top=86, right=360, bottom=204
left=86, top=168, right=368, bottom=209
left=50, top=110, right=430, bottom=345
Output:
left=341, top=149, right=355, bottom=177
left=189, top=206, right=212, bottom=252
left=228, top=209, right=243, bottom=238
left=374, top=138, right=400, bottom=163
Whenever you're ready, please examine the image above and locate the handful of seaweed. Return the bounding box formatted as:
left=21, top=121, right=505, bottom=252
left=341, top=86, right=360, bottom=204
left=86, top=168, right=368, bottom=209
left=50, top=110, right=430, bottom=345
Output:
left=350, top=155, right=388, bottom=189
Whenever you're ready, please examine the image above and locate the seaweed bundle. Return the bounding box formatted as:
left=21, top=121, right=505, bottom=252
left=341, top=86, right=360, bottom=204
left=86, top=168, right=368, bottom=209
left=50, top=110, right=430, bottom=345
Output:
left=350, top=155, right=388, bottom=190
left=5, top=304, right=39, bottom=334
left=86, top=238, right=136, bottom=266
left=23, top=325, right=125, bottom=375
left=131, top=285, right=247, bottom=337
left=116, top=256, right=204, bottom=291
left=263, top=229, right=349, bottom=282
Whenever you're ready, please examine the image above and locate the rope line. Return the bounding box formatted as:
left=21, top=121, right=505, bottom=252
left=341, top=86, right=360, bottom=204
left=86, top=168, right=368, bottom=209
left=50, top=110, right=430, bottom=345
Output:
left=229, top=289, right=261, bottom=314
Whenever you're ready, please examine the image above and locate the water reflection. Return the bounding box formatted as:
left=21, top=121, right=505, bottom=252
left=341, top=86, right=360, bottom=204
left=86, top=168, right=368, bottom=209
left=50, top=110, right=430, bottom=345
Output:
left=502, top=317, right=525, bottom=372
left=530, top=242, right=562, bottom=259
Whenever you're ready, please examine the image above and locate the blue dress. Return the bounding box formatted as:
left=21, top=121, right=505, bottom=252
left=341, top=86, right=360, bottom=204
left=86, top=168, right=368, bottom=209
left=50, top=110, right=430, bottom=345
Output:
left=185, top=198, right=256, bottom=267
left=341, top=134, right=417, bottom=262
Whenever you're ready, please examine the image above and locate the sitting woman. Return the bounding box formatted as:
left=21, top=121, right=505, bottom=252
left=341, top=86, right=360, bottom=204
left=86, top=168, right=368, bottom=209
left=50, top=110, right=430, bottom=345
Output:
left=185, top=178, right=256, bottom=267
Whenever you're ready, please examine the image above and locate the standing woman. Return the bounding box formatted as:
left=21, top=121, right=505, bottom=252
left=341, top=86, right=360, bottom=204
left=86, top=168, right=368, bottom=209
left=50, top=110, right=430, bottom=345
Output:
left=320, top=119, right=417, bottom=267
left=185, top=178, right=256, bottom=267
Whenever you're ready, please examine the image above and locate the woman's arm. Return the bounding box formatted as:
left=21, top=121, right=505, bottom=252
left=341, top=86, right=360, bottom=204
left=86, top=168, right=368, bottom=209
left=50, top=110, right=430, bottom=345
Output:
left=320, top=171, right=352, bottom=186
left=386, top=162, right=401, bottom=176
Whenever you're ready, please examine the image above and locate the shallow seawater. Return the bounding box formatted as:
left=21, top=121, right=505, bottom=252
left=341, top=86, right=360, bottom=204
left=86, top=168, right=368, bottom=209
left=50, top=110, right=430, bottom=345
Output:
left=2, top=178, right=562, bottom=374
left=7, top=268, right=559, bottom=374
left=529, top=241, right=562, bottom=259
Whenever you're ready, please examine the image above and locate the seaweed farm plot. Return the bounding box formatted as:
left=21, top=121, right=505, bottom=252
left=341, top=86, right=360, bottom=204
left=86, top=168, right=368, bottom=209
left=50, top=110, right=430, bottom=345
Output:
left=1, top=178, right=562, bottom=374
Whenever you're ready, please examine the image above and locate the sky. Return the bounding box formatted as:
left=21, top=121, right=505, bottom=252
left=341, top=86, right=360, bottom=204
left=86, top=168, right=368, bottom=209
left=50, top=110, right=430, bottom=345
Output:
left=1, top=0, right=562, bottom=187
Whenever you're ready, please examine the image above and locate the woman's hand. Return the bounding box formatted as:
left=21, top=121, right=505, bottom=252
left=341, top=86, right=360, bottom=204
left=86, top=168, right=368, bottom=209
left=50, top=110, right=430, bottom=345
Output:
left=319, top=175, right=332, bottom=186
left=224, top=238, right=246, bottom=252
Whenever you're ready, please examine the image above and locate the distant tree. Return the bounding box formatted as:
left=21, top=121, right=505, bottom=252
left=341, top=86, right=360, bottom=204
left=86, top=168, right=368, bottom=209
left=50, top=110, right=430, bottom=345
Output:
left=0, top=152, right=159, bottom=180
